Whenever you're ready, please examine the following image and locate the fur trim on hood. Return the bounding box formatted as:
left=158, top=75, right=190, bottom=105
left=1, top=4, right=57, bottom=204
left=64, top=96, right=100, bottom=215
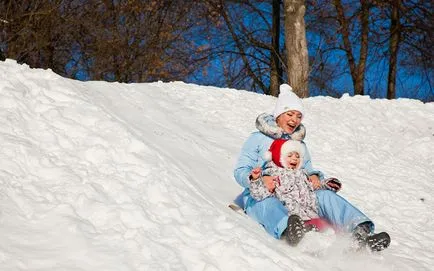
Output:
left=255, top=113, right=306, bottom=141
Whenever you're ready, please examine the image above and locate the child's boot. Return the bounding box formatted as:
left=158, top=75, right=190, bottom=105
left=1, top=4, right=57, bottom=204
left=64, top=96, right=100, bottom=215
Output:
left=285, top=214, right=305, bottom=246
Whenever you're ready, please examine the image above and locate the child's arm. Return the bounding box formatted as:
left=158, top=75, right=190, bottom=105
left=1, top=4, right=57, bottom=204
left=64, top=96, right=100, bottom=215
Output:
left=249, top=167, right=273, bottom=201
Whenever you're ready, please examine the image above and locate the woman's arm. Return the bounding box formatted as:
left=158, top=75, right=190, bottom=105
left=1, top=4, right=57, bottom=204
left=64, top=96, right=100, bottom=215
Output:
left=234, top=133, right=264, bottom=188
left=301, top=142, right=325, bottom=180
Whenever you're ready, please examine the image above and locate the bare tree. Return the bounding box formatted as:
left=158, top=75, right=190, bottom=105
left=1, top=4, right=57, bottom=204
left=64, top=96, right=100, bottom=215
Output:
left=194, top=0, right=289, bottom=95
left=270, top=0, right=283, bottom=96
left=306, top=0, right=432, bottom=101
left=305, top=0, right=348, bottom=97
left=217, top=1, right=268, bottom=93
left=369, top=0, right=432, bottom=100
left=387, top=0, right=401, bottom=99
left=72, top=0, right=203, bottom=82
left=0, top=1, right=72, bottom=73
left=333, top=0, right=370, bottom=96
left=283, top=0, right=309, bottom=97
left=1, top=0, right=206, bottom=82
left=2, top=0, right=431, bottom=101
left=399, top=0, right=433, bottom=99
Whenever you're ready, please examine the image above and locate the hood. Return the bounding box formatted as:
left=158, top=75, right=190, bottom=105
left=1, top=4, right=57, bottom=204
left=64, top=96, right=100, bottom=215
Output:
left=255, top=113, right=306, bottom=141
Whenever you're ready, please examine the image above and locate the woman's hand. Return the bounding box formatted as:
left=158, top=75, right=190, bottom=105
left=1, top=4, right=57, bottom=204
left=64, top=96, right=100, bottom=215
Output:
left=309, top=174, right=321, bottom=190
left=324, top=177, right=342, bottom=192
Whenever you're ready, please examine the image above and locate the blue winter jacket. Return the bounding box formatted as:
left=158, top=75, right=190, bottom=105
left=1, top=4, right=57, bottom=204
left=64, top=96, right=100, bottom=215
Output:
left=233, top=113, right=324, bottom=196
left=234, top=131, right=323, bottom=188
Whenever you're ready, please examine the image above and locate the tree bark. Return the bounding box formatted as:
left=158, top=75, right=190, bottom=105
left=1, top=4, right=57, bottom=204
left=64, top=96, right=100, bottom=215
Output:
left=283, top=0, right=309, bottom=97
left=387, top=0, right=401, bottom=99
left=357, top=0, right=369, bottom=96
left=270, top=0, right=281, bottom=97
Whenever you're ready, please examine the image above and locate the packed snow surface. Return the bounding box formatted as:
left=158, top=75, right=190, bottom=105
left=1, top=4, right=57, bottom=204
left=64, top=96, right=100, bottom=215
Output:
left=0, top=60, right=433, bottom=270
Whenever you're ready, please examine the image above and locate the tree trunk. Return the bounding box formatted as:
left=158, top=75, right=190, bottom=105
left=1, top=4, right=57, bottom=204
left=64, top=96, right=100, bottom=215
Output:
left=334, top=0, right=370, bottom=96
left=283, top=0, right=309, bottom=97
left=270, top=0, right=281, bottom=97
left=357, top=0, right=369, bottom=96
left=387, top=0, right=401, bottom=99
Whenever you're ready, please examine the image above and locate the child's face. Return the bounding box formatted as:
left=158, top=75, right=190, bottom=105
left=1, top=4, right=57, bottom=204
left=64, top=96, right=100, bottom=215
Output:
left=285, top=152, right=300, bottom=169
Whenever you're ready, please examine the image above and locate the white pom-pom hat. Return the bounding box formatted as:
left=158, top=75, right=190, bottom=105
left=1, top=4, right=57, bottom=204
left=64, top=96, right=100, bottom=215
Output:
left=264, top=139, right=305, bottom=169
left=272, top=84, right=305, bottom=119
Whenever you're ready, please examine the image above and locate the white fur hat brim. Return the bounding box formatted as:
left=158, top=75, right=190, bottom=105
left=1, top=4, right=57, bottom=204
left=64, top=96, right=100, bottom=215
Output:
left=279, top=140, right=305, bottom=169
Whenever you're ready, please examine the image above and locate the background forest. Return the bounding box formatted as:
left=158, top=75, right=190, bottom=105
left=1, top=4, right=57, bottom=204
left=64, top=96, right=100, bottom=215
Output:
left=1, top=0, right=432, bottom=101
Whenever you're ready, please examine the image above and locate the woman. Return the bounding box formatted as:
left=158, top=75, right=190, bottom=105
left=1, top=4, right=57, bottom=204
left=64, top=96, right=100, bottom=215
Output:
left=233, top=84, right=390, bottom=251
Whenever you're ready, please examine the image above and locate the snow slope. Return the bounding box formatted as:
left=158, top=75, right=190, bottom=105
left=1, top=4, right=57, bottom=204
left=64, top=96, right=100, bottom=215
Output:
left=0, top=60, right=433, bottom=270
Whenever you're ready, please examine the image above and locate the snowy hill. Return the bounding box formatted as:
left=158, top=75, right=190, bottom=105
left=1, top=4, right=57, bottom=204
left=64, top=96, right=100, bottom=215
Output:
left=0, top=60, right=433, bottom=270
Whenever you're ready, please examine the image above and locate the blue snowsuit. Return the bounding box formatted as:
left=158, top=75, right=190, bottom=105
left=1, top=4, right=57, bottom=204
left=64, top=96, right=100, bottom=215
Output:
left=233, top=114, right=374, bottom=239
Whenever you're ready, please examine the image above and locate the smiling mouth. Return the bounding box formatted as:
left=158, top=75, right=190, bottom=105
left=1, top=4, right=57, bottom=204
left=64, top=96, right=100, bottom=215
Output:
left=286, top=123, right=296, bottom=130
left=288, top=162, right=298, bottom=168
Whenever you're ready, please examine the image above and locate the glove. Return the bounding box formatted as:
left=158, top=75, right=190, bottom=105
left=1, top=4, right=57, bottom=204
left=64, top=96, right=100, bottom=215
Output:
left=321, top=177, right=342, bottom=192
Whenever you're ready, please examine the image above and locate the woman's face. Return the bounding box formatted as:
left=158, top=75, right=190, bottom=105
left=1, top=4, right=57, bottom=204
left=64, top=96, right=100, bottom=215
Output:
left=276, top=110, right=302, bottom=134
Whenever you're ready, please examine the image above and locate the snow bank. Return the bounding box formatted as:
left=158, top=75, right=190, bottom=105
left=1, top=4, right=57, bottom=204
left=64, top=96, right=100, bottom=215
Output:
left=0, top=60, right=433, bottom=270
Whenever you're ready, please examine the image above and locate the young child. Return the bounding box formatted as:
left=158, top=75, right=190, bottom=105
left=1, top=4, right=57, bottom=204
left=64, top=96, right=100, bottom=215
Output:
left=249, top=139, right=320, bottom=222
left=249, top=139, right=343, bottom=245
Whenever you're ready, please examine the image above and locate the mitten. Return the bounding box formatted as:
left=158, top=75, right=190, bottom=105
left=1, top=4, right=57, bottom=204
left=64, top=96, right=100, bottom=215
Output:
left=320, top=177, right=342, bottom=192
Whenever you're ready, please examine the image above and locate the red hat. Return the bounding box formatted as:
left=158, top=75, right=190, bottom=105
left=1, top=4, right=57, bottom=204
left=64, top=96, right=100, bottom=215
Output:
left=264, top=139, right=305, bottom=169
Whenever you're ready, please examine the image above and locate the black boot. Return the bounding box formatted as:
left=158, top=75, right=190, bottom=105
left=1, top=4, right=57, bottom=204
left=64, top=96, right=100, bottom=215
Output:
left=352, top=222, right=370, bottom=250
left=353, top=222, right=391, bottom=252
left=284, top=214, right=305, bottom=246
left=366, top=232, right=391, bottom=252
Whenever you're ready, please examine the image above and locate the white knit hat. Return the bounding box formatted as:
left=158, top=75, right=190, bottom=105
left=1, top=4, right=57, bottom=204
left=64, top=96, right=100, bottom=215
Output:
left=272, top=84, right=304, bottom=119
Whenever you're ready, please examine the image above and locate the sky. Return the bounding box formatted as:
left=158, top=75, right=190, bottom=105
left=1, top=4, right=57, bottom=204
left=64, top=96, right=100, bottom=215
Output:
left=0, top=59, right=433, bottom=271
